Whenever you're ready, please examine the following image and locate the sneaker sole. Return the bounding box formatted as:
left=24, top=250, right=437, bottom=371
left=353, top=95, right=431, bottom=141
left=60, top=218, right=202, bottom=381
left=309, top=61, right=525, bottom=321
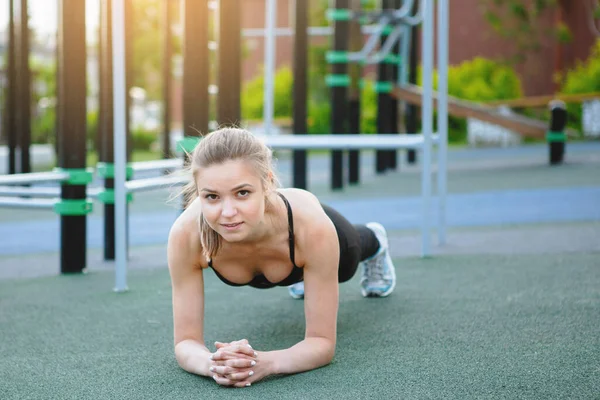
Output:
left=288, top=290, right=304, bottom=299
left=361, top=222, right=396, bottom=298
left=361, top=278, right=396, bottom=298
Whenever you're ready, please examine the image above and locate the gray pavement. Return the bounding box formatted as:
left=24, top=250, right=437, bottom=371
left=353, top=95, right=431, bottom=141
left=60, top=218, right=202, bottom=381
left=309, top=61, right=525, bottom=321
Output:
left=0, top=141, right=599, bottom=280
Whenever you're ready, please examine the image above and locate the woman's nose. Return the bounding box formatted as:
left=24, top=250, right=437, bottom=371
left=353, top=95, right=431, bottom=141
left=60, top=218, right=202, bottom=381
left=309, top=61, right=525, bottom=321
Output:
left=221, top=199, right=237, bottom=217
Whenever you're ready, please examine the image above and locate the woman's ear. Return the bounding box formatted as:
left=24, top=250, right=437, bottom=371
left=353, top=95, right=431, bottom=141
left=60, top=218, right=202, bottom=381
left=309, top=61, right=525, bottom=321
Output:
left=268, top=171, right=275, bottom=187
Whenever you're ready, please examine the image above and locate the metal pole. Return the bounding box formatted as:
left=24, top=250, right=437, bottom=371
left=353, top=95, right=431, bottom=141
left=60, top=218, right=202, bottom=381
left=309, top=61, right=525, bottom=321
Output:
left=263, top=0, right=277, bottom=135
left=14, top=0, right=31, bottom=174
left=406, top=0, right=419, bottom=164
left=330, top=0, right=350, bottom=190
left=6, top=0, right=17, bottom=174
left=420, top=0, right=433, bottom=257
left=182, top=0, right=209, bottom=135
left=376, top=0, right=394, bottom=174
left=57, top=0, right=88, bottom=274
left=548, top=100, right=567, bottom=165
left=217, top=0, right=241, bottom=126
left=292, top=0, right=308, bottom=189
left=113, top=0, right=128, bottom=292
left=437, top=0, right=448, bottom=246
left=162, top=0, right=173, bottom=158
left=100, top=0, right=116, bottom=261
left=348, top=0, right=362, bottom=185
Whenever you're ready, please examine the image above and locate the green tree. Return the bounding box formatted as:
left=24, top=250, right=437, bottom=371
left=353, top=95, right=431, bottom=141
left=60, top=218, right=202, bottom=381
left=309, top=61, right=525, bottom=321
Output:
left=560, top=39, right=600, bottom=132
left=480, top=0, right=571, bottom=64
left=31, top=59, right=57, bottom=144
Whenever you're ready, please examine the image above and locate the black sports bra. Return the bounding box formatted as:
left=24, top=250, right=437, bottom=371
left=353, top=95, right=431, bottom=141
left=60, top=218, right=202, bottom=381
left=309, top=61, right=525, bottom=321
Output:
left=208, top=192, right=303, bottom=289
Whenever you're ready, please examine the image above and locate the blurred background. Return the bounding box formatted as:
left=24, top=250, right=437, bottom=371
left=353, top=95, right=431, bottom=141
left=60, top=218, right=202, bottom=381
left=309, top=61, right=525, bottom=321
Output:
left=0, top=0, right=598, bottom=173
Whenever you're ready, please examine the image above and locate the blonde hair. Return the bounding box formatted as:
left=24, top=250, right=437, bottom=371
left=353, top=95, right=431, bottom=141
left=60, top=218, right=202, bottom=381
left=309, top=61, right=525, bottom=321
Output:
left=181, top=127, right=279, bottom=260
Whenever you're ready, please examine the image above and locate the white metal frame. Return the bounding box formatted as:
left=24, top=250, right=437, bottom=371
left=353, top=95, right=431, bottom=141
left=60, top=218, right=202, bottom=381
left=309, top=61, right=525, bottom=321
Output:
left=108, top=0, right=449, bottom=290
left=0, top=0, right=447, bottom=291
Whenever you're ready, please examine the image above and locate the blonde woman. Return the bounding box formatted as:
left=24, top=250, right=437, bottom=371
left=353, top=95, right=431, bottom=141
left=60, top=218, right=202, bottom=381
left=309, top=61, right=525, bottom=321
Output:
left=168, top=128, right=396, bottom=388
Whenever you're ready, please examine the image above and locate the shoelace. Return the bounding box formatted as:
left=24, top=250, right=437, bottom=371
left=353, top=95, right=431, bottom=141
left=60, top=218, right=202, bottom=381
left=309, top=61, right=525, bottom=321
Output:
left=364, top=254, right=385, bottom=283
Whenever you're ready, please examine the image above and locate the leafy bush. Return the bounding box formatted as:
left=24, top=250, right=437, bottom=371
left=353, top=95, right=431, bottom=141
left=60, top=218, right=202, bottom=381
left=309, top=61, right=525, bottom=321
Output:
left=360, top=80, right=378, bottom=134
left=241, top=67, right=293, bottom=120
left=560, top=39, right=600, bottom=134
left=417, top=57, right=523, bottom=143
left=446, top=57, right=523, bottom=102
left=307, top=101, right=330, bottom=134
left=31, top=60, right=57, bottom=144
left=87, top=109, right=99, bottom=151
left=131, top=128, right=157, bottom=151
left=306, top=81, right=378, bottom=135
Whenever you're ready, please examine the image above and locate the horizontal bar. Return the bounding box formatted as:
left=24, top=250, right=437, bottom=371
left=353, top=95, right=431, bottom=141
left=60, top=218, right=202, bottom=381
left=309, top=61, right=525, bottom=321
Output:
left=0, top=185, right=102, bottom=198
left=0, top=186, right=60, bottom=198
left=129, top=158, right=184, bottom=173
left=0, top=171, right=69, bottom=186
left=260, top=133, right=439, bottom=150
left=205, top=25, right=395, bottom=40
left=125, top=174, right=189, bottom=194
left=0, top=197, right=57, bottom=210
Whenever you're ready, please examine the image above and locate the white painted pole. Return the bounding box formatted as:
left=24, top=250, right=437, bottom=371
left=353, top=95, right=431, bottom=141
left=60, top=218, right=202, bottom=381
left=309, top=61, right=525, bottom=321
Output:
left=420, top=0, right=433, bottom=257
left=112, top=0, right=128, bottom=292
left=437, top=0, right=449, bottom=245
left=263, top=0, right=277, bottom=135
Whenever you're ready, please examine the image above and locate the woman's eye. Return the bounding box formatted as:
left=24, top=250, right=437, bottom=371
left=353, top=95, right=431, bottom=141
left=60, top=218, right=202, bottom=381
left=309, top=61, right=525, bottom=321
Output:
left=238, top=190, right=250, bottom=197
left=205, top=194, right=217, bottom=200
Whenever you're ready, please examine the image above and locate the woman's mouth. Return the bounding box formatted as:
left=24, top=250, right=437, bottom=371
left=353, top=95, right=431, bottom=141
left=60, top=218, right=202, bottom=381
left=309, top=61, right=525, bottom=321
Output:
left=221, top=222, right=243, bottom=231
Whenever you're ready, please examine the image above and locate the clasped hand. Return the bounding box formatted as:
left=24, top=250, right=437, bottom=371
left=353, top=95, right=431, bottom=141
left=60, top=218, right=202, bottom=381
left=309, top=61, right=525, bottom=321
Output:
left=209, top=339, right=266, bottom=388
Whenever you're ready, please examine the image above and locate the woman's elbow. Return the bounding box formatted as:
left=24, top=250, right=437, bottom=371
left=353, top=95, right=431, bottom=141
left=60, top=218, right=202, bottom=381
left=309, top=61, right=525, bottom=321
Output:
left=321, top=340, right=336, bottom=365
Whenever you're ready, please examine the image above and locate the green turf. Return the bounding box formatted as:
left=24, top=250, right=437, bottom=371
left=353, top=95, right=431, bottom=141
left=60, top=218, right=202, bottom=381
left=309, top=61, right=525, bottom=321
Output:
left=1, top=253, right=598, bottom=399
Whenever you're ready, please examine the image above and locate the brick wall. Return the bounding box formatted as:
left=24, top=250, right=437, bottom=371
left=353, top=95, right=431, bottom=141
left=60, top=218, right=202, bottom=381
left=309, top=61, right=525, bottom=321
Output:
left=240, top=0, right=597, bottom=96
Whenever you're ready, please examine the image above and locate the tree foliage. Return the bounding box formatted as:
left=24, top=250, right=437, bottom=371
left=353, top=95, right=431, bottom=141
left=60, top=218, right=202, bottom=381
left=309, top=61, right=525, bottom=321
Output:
left=479, top=0, right=567, bottom=63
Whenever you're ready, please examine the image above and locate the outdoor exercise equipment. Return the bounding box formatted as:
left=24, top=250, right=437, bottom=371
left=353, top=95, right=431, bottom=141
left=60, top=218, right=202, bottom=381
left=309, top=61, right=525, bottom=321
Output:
left=392, top=84, right=570, bottom=164
left=326, top=0, right=425, bottom=189
left=0, top=0, right=449, bottom=292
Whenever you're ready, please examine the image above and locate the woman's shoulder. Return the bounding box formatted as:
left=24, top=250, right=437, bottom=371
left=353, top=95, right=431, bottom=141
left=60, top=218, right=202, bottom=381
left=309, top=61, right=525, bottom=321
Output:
left=277, top=188, right=334, bottom=233
left=277, top=187, right=322, bottom=213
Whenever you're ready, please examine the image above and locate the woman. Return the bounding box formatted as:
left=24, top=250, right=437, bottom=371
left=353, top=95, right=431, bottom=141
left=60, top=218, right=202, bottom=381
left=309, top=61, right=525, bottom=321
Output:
left=167, top=128, right=396, bottom=388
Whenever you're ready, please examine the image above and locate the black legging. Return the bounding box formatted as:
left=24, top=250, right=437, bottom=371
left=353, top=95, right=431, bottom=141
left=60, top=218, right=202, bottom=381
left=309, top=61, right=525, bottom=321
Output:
left=321, top=204, right=380, bottom=283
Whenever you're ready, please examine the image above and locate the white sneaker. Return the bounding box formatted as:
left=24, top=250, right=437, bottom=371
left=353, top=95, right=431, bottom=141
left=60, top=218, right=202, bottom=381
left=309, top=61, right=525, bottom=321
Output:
left=288, top=281, right=304, bottom=299
left=359, top=222, right=396, bottom=297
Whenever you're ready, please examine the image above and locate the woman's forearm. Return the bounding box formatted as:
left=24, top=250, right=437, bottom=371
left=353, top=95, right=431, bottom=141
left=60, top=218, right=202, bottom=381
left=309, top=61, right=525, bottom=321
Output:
left=174, top=339, right=212, bottom=377
left=261, top=337, right=335, bottom=375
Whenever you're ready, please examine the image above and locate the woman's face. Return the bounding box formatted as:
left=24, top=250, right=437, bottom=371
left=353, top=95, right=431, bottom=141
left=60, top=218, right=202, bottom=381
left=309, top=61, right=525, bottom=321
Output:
left=195, top=159, right=268, bottom=242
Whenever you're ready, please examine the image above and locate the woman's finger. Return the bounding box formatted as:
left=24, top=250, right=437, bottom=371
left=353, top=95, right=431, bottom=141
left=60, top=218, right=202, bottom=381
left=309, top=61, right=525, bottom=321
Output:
left=225, top=358, right=256, bottom=369
left=215, top=339, right=249, bottom=349
left=211, top=349, right=256, bottom=361
left=221, top=345, right=256, bottom=358
left=209, top=365, right=229, bottom=376
left=212, top=374, right=233, bottom=386
left=227, top=369, right=255, bottom=382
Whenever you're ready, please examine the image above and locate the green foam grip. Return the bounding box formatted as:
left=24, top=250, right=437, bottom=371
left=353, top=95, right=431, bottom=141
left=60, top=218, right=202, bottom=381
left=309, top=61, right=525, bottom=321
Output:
left=383, top=54, right=402, bottom=64
left=546, top=131, right=566, bottom=143
left=382, top=25, right=394, bottom=35
left=54, top=199, right=94, bottom=216
left=96, top=163, right=134, bottom=180
left=53, top=168, right=93, bottom=185
left=97, top=189, right=134, bottom=204
left=326, top=51, right=349, bottom=64
left=326, top=9, right=352, bottom=21
left=374, top=81, right=393, bottom=93
left=177, top=136, right=202, bottom=153
left=326, top=74, right=351, bottom=87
